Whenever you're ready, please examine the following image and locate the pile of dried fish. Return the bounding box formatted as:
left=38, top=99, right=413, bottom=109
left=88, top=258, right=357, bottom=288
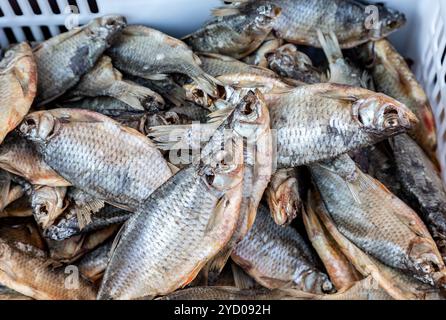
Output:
left=0, top=0, right=445, bottom=300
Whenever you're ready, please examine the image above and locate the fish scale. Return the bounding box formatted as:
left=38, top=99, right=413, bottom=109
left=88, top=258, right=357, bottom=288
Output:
left=266, top=83, right=417, bottom=167
left=20, top=109, right=173, bottom=212
left=310, top=155, right=446, bottom=287
left=232, top=205, right=333, bottom=294
left=34, top=16, right=126, bottom=104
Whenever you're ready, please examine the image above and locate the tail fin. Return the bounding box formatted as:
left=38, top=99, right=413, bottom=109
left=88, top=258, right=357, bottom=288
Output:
left=317, top=30, right=343, bottom=64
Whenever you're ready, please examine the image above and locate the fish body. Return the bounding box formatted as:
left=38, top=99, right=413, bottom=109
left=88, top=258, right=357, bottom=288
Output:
left=158, top=286, right=288, bottom=300
left=44, top=205, right=132, bottom=241
left=19, top=108, right=174, bottom=211
left=267, top=83, right=417, bottom=167
left=215, top=0, right=405, bottom=48
left=267, top=44, right=323, bottom=84
left=68, top=55, right=165, bottom=111
left=107, top=26, right=218, bottom=96
left=0, top=132, right=71, bottom=187
left=392, top=134, right=446, bottom=261
left=232, top=205, right=334, bottom=294
left=310, top=154, right=446, bottom=288
left=184, top=3, right=281, bottom=59
left=369, top=39, right=437, bottom=162
left=98, top=96, right=253, bottom=300
left=198, top=52, right=277, bottom=78
left=34, top=15, right=126, bottom=104
left=78, top=241, right=112, bottom=283
left=0, top=238, right=96, bottom=299
left=0, top=42, right=37, bottom=143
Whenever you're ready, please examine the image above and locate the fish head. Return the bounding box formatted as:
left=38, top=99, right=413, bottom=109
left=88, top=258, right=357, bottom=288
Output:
left=183, top=83, right=217, bottom=108
left=251, top=4, right=282, bottom=33
left=232, top=89, right=270, bottom=141
left=353, top=93, right=418, bottom=136
left=19, top=111, right=61, bottom=143
left=198, top=136, right=244, bottom=194
left=86, top=15, right=127, bottom=45
left=31, top=186, right=67, bottom=229
left=371, top=5, right=406, bottom=39
left=267, top=177, right=300, bottom=226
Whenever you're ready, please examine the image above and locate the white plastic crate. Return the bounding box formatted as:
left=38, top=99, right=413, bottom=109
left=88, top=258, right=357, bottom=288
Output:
left=0, top=0, right=445, bottom=179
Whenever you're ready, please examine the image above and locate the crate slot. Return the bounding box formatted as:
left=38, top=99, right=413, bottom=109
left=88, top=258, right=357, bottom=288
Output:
left=3, top=27, right=17, bottom=43
left=28, top=0, right=42, bottom=14
left=58, top=24, right=67, bottom=33
left=87, top=0, right=98, bottom=13
left=22, top=26, right=35, bottom=41
left=8, top=0, right=23, bottom=15
left=0, top=7, right=4, bottom=17
left=48, top=0, right=61, bottom=14
left=40, top=25, right=52, bottom=40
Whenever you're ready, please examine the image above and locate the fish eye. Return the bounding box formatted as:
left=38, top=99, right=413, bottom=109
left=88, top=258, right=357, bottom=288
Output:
left=387, top=20, right=398, bottom=28
left=37, top=204, right=49, bottom=216
left=24, top=118, right=36, bottom=127
left=205, top=172, right=215, bottom=186
left=383, top=108, right=399, bottom=127
left=242, top=100, right=255, bottom=115
left=193, top=89, right=204, bottom=98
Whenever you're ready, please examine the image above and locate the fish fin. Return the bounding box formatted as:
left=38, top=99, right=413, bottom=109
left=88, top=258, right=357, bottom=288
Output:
left=180, top=260, right=208, bottom=288
left=205, top=196, right=228, bottom=233
left=207, top=107, right=234, bottom=124
left=142, top=74, right=169, bottom=81
left=198, top=52, right=238, bottom=62
left=112, top=81, right=164, bottom=111
left=148, top=124, right=192, bottom=150
left=167, top=162, right=180, bottom=174
left=75, top=205, right=92, bottom=230
left=281, top=77, right=306, bottom=87
left=231, top=263, right=257, bottom=289
left=343, top=171, right=377, bottom=204
left=108, top=222, right=127, bottom=259
left=0, top=172, right=11, bottom=211
left=191, top=73, right=221, bottom=97
left=149, top=123, right=216, bottom=150
left=317, top=30, right=343, bottom=64
left=212, top=7, right=241, bottom=17
left=207, top=247, right=234, bottom=285
left=259, top=276, right=293, bottom=289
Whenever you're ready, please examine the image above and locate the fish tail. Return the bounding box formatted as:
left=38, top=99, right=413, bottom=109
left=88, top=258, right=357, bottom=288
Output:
left=317, top=30, right=343, bottom=64
left=111, top=81, right=165, bottom=111
left=191, top=72, right=222, bottom=98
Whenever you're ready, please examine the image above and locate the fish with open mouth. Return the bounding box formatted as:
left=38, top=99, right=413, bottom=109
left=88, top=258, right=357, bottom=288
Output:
left=34, top=15, right=127, bottom=104
left=265, top=168, right=302, bottom=226
left=0, top=42, right=37, bottom=144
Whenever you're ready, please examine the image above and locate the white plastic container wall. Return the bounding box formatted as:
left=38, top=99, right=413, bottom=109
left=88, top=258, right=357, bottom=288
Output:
left=0, top=0, right=445, bottom=179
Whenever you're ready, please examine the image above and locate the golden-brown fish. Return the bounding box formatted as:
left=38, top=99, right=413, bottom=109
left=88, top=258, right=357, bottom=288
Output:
left=0, top=42, right=37, bottom=144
